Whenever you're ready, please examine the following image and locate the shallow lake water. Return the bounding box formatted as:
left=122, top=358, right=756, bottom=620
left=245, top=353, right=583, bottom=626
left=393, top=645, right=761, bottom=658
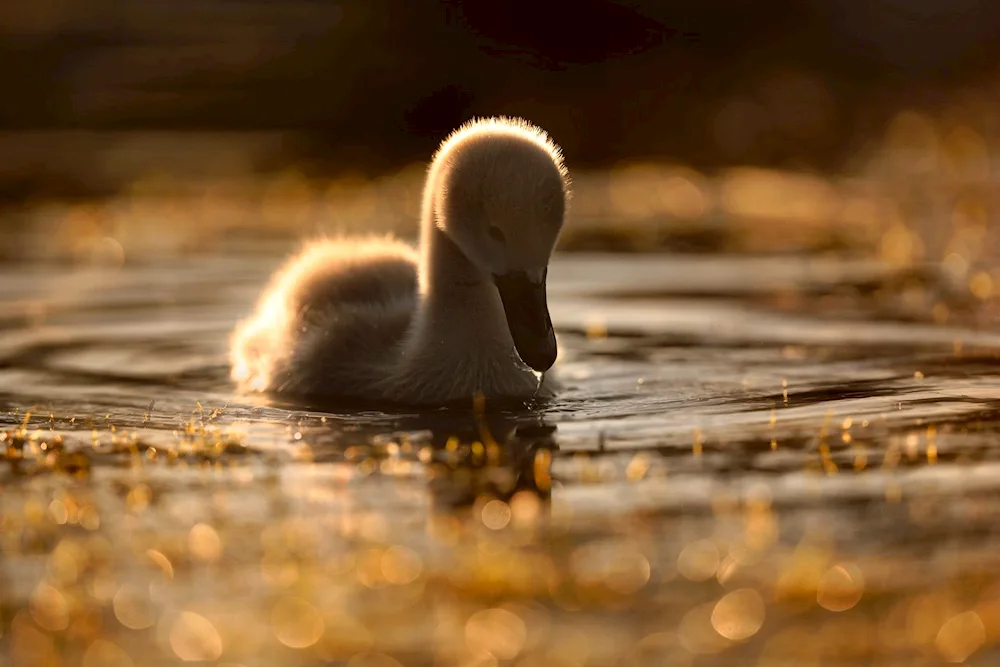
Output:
left=3, top=250, right=1000, bottom=667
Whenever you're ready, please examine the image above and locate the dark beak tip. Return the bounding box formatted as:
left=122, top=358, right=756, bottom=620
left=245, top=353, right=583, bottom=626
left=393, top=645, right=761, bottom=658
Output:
left=536, top=357, right=557, bottom=373
left=494, top=269, right=557, bottom=372
left=524, top=352, right=555, bottom=373
left=517, top=329, right=557, bottom=372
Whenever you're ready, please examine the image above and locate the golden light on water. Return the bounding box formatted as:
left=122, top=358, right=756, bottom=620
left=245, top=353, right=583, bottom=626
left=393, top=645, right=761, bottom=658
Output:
left=78, top=504, right=101, bottom=531
left=7, top=94, right=999, bottom=271
left=48, top=499, right=69, bottom=524
left=146, top=548, right=174, bottom=579
left=625, top=453, right=651, bottom=482
left=46, top=541, right=82, bottom=586
left=271, top=597, right=325, bottom=649
left=943, top=253, right=968, bottom=278
left=126, top=484, right=152, bottom=512
left=533, top=449, right=552, bottom=492
left=885, top=110, right=940, bottom=173
left=720, top=167, right=837, bottom=226
left=660, top=170, right=710, bottom=220
left=5, top=407, right=1000, bottom=665
left=711, top=588, right=766, bottom=641
left=345, top=652, right=406, bottom=667
left=169, top=611, right=223, bottom=662
left=113, top=584, right=157, bottom=630
left=677, top=539, right=721, bottom=582
left=571, top=541, right=652, bottom=595
left=969, top=271, right=993, bottom=300
left=942, top=125, right=990, bottom=181
left=356, top=547, right=388, bottom=589
left=91, top=236, right=126, bottom=267
left=89, top=571, right=117, bottom=604
left=816, top=563, right=865, bottom=612
left=464, top=608, right=527, bottom=661
left=509, top=490, right=542, bottom=525
left=82, top=639, right=134, bottom=667
left=380, top=544, right=423, bottom=585
left=188, top=523, right=222, bottom=562
left=11, top=103, right=996, bottom=274
left=744, top=487, right=778, bottom=552
left=29, top=582, right=69, bottom=632
left=481, top=499, right=513, bottom=530
left=679, top=602, right=731, bottom=655
left=606, top=164, right=710, bottom=222
left=880, top=222, right=922, bottom=267
left=9, top=613, right=54, bottom=666
left=936, top=611, right=986, bottom=663
left=905, top=594, right=958, bottom=648
left=586, top=316, right=609, bottom=341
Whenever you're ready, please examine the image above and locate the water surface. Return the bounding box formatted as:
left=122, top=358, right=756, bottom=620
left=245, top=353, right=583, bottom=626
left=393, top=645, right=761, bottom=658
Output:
left=3, top=251, right=1000, bottom=667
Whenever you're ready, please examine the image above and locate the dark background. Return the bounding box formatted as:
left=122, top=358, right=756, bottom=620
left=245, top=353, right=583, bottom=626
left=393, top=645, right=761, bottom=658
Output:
left=2, top=0, right=1000, bottom=201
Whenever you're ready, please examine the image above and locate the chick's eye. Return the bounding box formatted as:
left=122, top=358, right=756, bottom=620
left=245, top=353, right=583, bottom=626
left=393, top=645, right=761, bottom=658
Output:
left=488, top=225, right=507, bottom=244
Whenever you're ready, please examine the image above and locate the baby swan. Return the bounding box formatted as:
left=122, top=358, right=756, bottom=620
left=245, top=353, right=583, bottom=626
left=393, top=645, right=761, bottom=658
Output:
left=230, top=117, right=570, bottom=406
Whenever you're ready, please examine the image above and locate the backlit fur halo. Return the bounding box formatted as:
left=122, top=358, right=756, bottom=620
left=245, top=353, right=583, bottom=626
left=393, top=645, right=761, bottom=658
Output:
left=430, top=116, right=572, bottom=194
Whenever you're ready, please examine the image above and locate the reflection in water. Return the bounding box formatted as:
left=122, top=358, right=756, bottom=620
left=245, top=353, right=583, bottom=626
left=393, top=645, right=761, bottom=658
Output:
left=422, top=413, right=558, bottom=509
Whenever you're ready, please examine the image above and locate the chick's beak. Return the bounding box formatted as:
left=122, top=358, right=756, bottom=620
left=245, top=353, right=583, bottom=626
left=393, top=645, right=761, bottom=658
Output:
left=493, top=268, right=557, bottom=372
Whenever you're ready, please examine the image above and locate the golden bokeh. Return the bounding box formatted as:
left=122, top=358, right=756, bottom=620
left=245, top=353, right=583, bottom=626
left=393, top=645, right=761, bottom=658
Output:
left=345, top=653, right=406, bottom=667
left=169, top=611, right=224, bottom=662
left=679, top=602, right=731, bottom=655
left=816, top=563, right=865, bottom=612
left=936, top=611, right=986, bottom=663
left=29, top=583, right=69, bottom=632
left=481, top=499, right=513, bottom=530
left=113, top=584, right=157, bottom=630
left=380, top=544, right=424, bottom=585
left=188, top=523, right=223, bottom=563
left=82, top=639, right=134, bottom=667
left=677, top=539, right=721, bottom=582
left=465, top=608, right=527, bottom=661
left=711, top=588, right=766, bottom=641
left=271, top=597, right=325, bottom=649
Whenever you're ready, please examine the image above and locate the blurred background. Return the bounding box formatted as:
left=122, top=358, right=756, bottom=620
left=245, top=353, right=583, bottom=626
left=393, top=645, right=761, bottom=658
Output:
left=3, top=0, right=1000, bottom=270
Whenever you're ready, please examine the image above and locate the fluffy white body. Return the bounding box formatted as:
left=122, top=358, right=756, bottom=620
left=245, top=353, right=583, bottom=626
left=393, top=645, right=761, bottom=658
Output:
left=230, top=117, right=570, bottom=406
